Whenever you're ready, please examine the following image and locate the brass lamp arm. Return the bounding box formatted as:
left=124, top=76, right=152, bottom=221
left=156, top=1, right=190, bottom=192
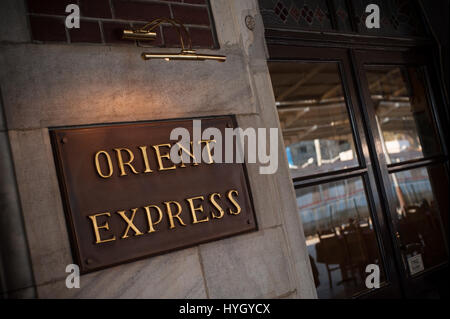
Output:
left=123, top=17, right=226, bottom=62
left=139, top=17, right=192, bottom=51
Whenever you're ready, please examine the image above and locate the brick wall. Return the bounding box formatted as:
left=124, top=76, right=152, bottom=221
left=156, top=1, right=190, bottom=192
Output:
left=26, top=0, right=218, bottom=48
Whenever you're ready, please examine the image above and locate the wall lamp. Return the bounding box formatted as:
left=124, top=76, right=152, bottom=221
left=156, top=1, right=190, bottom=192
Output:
left=122, top=29, right=157, bottom=41
left=122, top=18, right=226, bottom=62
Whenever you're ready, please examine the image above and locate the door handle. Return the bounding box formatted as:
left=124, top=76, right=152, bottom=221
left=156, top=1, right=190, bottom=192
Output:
left=395, top=232, right=407, bottom=251
left=396, top=231, right=422, bottom=253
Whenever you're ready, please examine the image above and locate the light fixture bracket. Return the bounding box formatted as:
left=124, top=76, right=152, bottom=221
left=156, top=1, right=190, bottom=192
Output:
left=122, top=29, right=157, bottom=42
left=123, top=18, right=226, bottom=62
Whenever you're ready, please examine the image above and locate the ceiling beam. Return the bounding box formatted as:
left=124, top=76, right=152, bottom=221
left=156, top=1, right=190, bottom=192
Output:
left=277, top=64, right=326, bottom=102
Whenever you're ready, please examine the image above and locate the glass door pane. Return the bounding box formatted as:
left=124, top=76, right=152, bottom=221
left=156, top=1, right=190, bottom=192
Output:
left=355, top=48, right=449, bottom=297
left=364, top=66, right=440, bottom=163
left=296, top=177, right=385, bottom=298
left=269, top=62, right=359, bottom=178
left=268, top=54, right=394, bottom=298
left=389, top=165, right=448, bottom=276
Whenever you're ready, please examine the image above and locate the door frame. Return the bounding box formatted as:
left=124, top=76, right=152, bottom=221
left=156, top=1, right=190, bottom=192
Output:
left=267, top=42, right=449, bottom=298
left=352, top=49, right=450, bottom=297
left=269, top=44, right=402, bottom=298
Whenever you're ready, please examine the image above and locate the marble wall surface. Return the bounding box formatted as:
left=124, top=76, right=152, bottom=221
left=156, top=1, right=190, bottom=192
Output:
left=0, top=0, right=317, bottom=299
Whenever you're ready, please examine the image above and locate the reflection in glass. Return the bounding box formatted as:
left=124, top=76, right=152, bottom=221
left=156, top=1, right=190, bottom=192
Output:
left=296, top=177, right=384, bottom=298
left=269, top=62, right=358, bottom=178
left=390, top=166, right=448, bottom=275
left=365, top=66, right=440, bottom=163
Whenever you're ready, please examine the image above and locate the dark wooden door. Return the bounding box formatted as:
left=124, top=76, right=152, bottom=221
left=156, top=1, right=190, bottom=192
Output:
left=353, top=49, right=449, bottom=298
left=268, top=44, right=449, bottom=298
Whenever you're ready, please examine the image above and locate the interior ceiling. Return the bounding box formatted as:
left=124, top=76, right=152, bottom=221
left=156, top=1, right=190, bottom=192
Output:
left=268, top=62, right=414, bottom=144
left=269, top=62, right=342, bottom=102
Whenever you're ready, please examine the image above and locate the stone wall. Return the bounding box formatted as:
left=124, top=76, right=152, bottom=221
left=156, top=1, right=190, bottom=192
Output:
left=0, top=0, right=317, bottom=299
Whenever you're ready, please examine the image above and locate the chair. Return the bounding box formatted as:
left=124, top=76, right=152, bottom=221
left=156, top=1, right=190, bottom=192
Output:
left=315, top=228, right=345, bottom=289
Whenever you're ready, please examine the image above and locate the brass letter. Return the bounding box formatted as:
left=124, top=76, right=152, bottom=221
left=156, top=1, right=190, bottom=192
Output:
left=139, top=146, right=154, bottom=173
left=186, top=195, right=209, bottom=224
left=114, top=148, right=140, bottom=176
left=117, top=208, right=143, bottom=239
left=177, top=142, right=199, bottom=168
left=144, top=205, right=163, bottom=233
left=209, top=193, right=225, bottom=219
left=164, top=201, right=186, bottom=229
left=88, top=212, right=116, bottom=244
left=153, top=144, right=176, bottom=171
left=227, top=190, right=242, bottom=215
left=94, top=150, right=113, bottom=178
left=200, top=139, right=216, bottom=164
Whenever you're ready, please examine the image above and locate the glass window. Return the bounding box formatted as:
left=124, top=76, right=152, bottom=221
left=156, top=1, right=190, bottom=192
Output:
left=365, top=66, right=440, bottom=164
left=297, top=177, right=385, bottom=298
left=389, top=166, right=448, bottom=275
left=259, top=0, right=332, bottom=31
left=332, top=0, right=353, bottom=32
left=352, top=0, right=426, bottom=37
left=269, top=62, right=358, bottom=178
left=258, top=0, right=426, bottom=36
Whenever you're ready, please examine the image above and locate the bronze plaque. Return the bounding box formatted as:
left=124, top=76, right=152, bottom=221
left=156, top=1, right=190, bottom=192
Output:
left=51, top=116, right=257, bottom=273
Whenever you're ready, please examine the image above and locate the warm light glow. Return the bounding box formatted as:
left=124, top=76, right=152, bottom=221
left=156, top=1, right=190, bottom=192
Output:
left=122, top=29, right=157, bottom=41
left=123, top=17, right=226, bottom=62
left=141, top=51, right=226, bottom=62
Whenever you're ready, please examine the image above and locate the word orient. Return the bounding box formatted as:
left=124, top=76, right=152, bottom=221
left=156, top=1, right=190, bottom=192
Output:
left=170, top=120, right=279, bottom=174
left=94, top=140, right=215, bottom=178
